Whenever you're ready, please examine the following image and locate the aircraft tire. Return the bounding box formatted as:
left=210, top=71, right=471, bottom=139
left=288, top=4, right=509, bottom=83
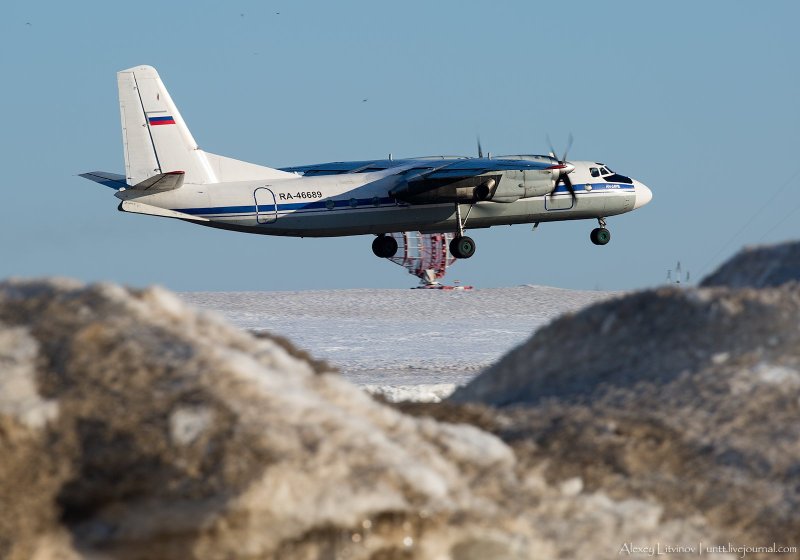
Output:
left=590, top=228, right=611, bottom=246
left=372, top=235, right=398, bottom=258
left=450, top=236, right=476, bottom=259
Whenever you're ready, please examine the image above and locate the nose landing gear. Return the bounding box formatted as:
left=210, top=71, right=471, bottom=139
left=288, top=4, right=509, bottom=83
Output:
left=590, top=217, right=611, bottom=246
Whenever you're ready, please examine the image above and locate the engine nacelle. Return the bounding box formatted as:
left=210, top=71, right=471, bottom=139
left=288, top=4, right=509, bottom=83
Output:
left=489, top=169, right=554, bottom=202
left=390, top=175, right=502, bottom=204
left=389, top=168, right=556, bottom=205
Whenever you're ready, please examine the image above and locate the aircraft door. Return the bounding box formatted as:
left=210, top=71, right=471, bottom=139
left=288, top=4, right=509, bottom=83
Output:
left=254, top=187, right=278, bottom=224
left=544, top=193, right=574, bottom=211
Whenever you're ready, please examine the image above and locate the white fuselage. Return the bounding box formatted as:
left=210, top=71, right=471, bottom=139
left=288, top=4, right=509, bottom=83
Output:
left=116, top=160, right=651, bottom=237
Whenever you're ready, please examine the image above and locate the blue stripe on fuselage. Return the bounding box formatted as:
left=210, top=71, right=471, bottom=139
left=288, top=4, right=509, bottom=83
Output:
left=552, top=183, right=635, bottom=194
left=176, top=196, right=396, bottom=216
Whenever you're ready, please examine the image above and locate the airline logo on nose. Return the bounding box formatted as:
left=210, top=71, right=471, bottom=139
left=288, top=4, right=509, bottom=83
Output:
left=148, top=116, right=176, bottom=126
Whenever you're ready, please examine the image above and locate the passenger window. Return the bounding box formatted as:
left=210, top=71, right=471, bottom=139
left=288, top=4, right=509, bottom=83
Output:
left=590, top=168, right=600, bottom=177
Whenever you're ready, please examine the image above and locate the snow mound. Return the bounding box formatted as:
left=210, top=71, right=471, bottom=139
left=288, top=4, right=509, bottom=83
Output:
left=701, top=239, right=800, bottom=288
left=364, top=383, right=457, bottom=403
left=0, top=279, right=518, bottom=558
left=0, top=279, right=722, bottom=559
left=451, top=281, right=800, bottom=545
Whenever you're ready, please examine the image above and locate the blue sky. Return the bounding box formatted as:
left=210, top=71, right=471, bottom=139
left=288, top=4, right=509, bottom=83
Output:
left=2, top=0, right=799, bottom=291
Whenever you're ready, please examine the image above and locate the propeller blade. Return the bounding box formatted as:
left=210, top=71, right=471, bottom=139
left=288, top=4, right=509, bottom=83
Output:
left=545, top=134, right=576, bottom=203
left=562, top=172, right=576, bottom=203
left=561, top=132, right=573, bottom=163
left=546, top=134, right=557, bottom=162
left=477, top=136, right=483, bottom=159
left=549, top=173, right=576, bottom=203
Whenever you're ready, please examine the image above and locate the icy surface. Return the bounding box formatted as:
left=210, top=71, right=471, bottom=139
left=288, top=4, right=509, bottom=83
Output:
left=182, top=286, right=612, bottom=396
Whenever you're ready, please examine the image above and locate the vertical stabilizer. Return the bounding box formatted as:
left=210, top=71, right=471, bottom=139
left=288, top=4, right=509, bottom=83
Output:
left=117, top=65, right=297, bottom=186
left=117, top=65, right=215, bottom=185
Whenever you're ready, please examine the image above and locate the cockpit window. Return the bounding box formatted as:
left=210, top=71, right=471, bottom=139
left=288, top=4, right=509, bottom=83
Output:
left=600, top=167, right=611, bottom=176
left=590, top=167, right=600, bottom=177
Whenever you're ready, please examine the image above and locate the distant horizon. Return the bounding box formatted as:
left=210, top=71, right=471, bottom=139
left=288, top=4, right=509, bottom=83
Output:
left=172, top=282, right=620, bottom=294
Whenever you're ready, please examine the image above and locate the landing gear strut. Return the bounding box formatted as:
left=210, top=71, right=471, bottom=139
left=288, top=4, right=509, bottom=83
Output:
left=590, top=217, right=611, bottom=246
left=372, top=234, right=398, bottom=258
left=450, top=202, right=476, bottom=259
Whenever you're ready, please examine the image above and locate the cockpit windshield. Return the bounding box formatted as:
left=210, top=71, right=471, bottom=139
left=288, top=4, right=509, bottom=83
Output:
left=590, top=167, right=600, bottom=177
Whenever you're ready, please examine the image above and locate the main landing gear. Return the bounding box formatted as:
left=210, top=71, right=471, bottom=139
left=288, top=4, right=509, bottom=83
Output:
left=372, top=203, right=478, bottom=260
left=590, top=217, right=611, bottom=246
left=449, top=201, right=476, bottom=259
left=372, top=231, right=476, bottom=259
left=372, top=234, right=398, bottom=258
left=449, top=235, right=476, bottom=259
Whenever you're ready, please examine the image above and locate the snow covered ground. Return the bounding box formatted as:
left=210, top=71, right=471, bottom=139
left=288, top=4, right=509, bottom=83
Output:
left=182, top=286, right=613, bottom=401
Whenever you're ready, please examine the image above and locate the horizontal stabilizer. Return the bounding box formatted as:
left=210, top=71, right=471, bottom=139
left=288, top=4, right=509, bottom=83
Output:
left=80, top=171, right=128, bottom=190
left=119, top=200, right=209, bottom=222
left=132, top=171, right=185, bottom=191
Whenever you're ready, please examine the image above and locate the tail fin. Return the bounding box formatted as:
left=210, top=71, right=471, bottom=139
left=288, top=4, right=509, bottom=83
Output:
left=117, top=65, right=294, bottom=185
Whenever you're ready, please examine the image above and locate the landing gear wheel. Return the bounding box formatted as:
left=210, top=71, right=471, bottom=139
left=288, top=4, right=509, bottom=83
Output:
left=450, top=236, right=476, bottom=259
left=590, top=227, right=611, bottom=246
left=372, top=235, right=398, bottom=258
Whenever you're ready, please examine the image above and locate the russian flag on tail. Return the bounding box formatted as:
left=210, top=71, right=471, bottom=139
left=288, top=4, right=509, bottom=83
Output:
left=148, top=116, right=176, bottom=126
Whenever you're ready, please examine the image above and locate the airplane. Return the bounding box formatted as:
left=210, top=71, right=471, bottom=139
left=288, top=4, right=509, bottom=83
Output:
left=82, top=65, right=652, bottom=260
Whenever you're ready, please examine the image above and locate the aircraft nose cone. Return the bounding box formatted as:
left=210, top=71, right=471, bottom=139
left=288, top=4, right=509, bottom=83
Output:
left=633, top=181, right=653, bottom=209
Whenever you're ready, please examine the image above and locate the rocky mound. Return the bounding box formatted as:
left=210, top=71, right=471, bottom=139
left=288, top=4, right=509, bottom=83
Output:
left=450, top=284, right=800, bottom=549
left=0, top=279, right=520, bottom=559
left=0, top=279, right=723, bottom=560
left=701, top=240, right=800, bottom=288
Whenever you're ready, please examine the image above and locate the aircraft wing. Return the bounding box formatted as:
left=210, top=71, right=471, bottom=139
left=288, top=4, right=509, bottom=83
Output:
left=390, top=158, right=554, bottom=204
left=79, top=170, right=186, bottom=191
left=416, top=158, right=552, bottom=179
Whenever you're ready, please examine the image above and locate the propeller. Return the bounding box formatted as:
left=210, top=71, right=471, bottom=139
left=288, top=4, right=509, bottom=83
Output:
left=547, top=132, right=573, bottom=163
left=477, top=136, right=483, bottom=159
left=546, top=133, right=576, bottom=203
